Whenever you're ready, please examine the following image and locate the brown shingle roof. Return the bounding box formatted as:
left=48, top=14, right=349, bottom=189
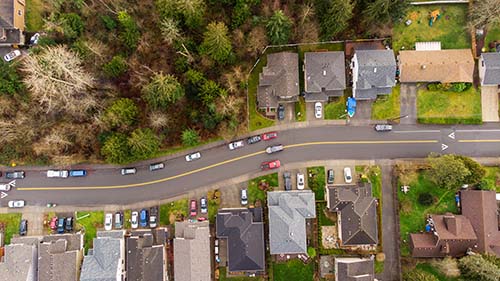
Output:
left=399, top=49, right=474, bottom=83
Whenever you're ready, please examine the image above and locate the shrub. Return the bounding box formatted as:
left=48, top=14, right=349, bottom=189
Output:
left=417, top=192, right=435, bottom=206
left=101, top=133, right=131, bottom=164
left=100, top=15, right=117, bottom=30
left=60, top=13, right=84, bottom=40
left=451, top=82, right=468, bottom=92
left=0, top=61, right=24, bottom=96
left=104, top=98, right=139, bottom=129
left=427, top=83, right=438, bottom=91
left=103, top=55, right=128, bottom=78
left=459, top=255, right=500, bottom=281
left=307, top=247, right=316, bottom=258
left=182, top=129, right=200, bottom=146
left=117, top=11, right=140, bottom=51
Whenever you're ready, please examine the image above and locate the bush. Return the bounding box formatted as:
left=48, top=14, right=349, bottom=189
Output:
left=117, top=11, right=140, bottom=51
left=104, top=98, right=139, bottom=129
left=0, top=61, right=24, bottom=96
left=427, top=83, right=438, bottom=91
left=103, top=55, right=128, bottom=78
left=60, top=13, right=84, bottom=40
left=451, top=82, right=468, bottom=92
left=417, top=192, right=435, bottom=206
left=459, top=255, right=500, bottom=281
left=182, top=129, right=200, bottom=146
left=100, top=15, right=117, bottom=30
left=307, top=247, right=316, bottom=258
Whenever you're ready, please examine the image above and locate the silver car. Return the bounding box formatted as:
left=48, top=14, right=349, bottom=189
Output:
left=374, top=124, right=393, bottom=132
left=228, top=140, right=244, bottom=150
left=8, top=200, right=25, bottom=208
left=314, top=102, right=322, bottom=119
left=265, top=144, right=284, bottom=154
left=185, top=152, right=201, bottom=162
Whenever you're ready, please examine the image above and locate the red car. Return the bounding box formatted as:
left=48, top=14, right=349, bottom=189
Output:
left=189, top=199, right=197, bottom=217
left=261, top=160, right=281, bottom=171
left=49, top=217, right=58, bottom=230
left=262, top=132, right=278, bottom=141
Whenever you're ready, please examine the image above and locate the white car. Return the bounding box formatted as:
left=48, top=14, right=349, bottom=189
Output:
left=47, top=170, right=69, bottom=178
left=8, top=200, right=25, bottom=208
left=3, top=50, right=21, bottom=62
left=0, top=180, right=15, bottom=191
left=131, top=211, right=139, bottom=229
left=344, top=167, right=353, bottom=183
left=29, top=33, right=40, bottom=45
left=185, top=152, right=201, bottom=162
left=228, top=140, right=244, bottom=150
left=297, top=173, right=305, bottom=190
left=314, top=102, right=322, bottom=119
left=104, top=213, right=113, bottom=231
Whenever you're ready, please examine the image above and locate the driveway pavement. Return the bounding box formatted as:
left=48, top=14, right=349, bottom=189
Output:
left=481, top=85, right=499, bottom=122
left=22, top=209, right=44, bottom=236
left=349, top=100, right=373, bottom=125
left=400, top=83, right=417, bottom=124
left=306, top=101, right=324, bottom=121
left=276, top=102, right=295, bottom=124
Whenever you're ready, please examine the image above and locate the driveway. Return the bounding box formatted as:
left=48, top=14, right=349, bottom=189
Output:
left=481, top=85, right=499, bottom=122
left=306, top=101, right=323, bottom=121
left=22, top=209, right=44, bottom=236
left=400, top=83, right=417, bottom=125
left=350, top=100, right=373, bottom=125
left=276, top=102, right=295, bottom=124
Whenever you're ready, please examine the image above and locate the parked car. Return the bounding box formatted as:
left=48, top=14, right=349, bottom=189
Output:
left=69, top=170, right=87, bottom=177
left=29, top=33, right=40, bottom=45
left=8, top=200, right=25, bottom=208
left=131, top=211, right=139, bottom=229
left=228, top=140, right=244, bottom=150
left=297, top=173, right=305, bottom=190
left=265, top=144, right=283, bottom=154
left=49, top=217, right=58, bottom=230
left=200, top=197, right=208, bottom=214
left=260, top=160, right=281, bottom=171
left=57, top=217, right=66, bottom=234
left=139, top=209, right=148, bottom=227
left=114, top=212, right=123, bottom=229
left=6, top=171, right=25, bottom=179
left=0, top=180, right=15, bottom=191
left=262, top=132, right=278, bottom=141
left=344, top=167, right=352, bottom=184
left=247, top=135, right=261, bottom=144
left=47, top=170, right=69, bottom=178
left=3, top=50, right=21, bottom=62
left=314, top=102, right=322, bottom=119
left=185, top=152, right=201, bottom=162
left=189, top=199, right=197, bottom=217
left=104, top=213, right=113, bottom=231
left=283, top=172, right=292, bottom=191
left=277, top=104, right=285, bottom=120
left=65, top=217, right=73, bottom=232
left=149, top=207, right=158, bottom=228
left=120, top=167, right=136, bottom=175
left=19, top=219, right=28, bottom=236
left=149, top=162, right=165, bottom=171
left=374, top=124, right=393, bottom=132
left=327, top=169, right=335, bottom=184
left=240, top=189, right=248, bottom=206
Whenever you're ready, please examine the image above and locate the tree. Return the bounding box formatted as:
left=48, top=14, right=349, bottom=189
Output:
left=128, top=128, right=160, bottom=159
left=117, top=11, right=140, bottom=51
left=362, top=0, right=409, bottom=26
left=459, top=255, right=500, bottom=281
left=427, top=154, right=470, bottom=189
left=200, top=22, right=233, bottom=64
left=455, top=155, right=486, bottom=185
left=104, top=98, right=139, bottom=129
left=156, top=0, right=206, bottom=29
left=0, top=61, right=24, bottom=96
left=60, top=13, right=85, bottom=40
left=470, top=0, right=500, bottom=28
left=142, top=72, right=185, bottom=109
left=102, top=55, right=128, bottom=78
left=417, top=192, right=434, bottom=206
left=160, top=18, right=182, bottom=45
left=266, top=10, right=292, bottom=45
left=402, top=269, right=439, bottom=281
left=182, top=129, right=199, bottom=146
left=247, top=26, right=268, bottom=57
left=315, top=0, right=353, bottom=40
left=101, top=133, right=131, bottom=164
left=148, top=111, right=171, bottom=130
left=199, top=80, right=227, bottom=107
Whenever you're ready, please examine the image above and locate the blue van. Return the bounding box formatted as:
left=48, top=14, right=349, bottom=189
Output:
left=69, top=170, right=87, bottom=177
left=139, top=209, right=148, bottom=227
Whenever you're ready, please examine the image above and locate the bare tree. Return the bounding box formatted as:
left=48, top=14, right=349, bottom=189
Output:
left=148, top=111, right=171, bottom=130
left=470, top=0, right=500, bottom=28
left=247, top=26, right=268, bottom=57
left=160, top=18, right=182, bottom=45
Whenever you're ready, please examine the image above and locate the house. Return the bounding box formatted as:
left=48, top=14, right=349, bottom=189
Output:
left=257, top=52, right=299, bottom=116
left=216, top=208, right=265, bottom=274
left=126, top=228, right=168, bottom=281
left=479, top=52, right=500, bottom=86
left=304, top=51, right=346, bottom=102
left=460, top=190, right=500, bottom=256
left=174, top=221, right=211, bottom=281
left=38, top=233, right=84, bottom=281
left=335, top=257, right=375, bottom=281
left=326, top=183, right=378, bottom=246
left=267, top=190, right=316, bottom=255
left=350, top=49, right=396, bottom=100
left=409, top=213, right=477, bottom=258
left=0, top=0, right=25, bottom=46
left=398, top=49, right=474, bottom=83
left=0, top=242, right=37, bottom=281
left=80, top=230, right=125, bottom=281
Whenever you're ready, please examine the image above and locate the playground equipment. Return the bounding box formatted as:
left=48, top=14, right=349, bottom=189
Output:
left=429, top=10, right=441, bottom=26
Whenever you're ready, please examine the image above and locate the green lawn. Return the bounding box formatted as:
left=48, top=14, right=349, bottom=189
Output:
left=26, top=0, right=44, bottom=31
left=307, top=166, right=326, bottom=200
left=371, top=85, right=400, bottom=120
left=273, top=259, right=314, bottom=281
left=218, top=267, right=264, bottom=281
left=248, top=173, right=278, bottom=205
left=375, top=260, right=385, bottom=274
left=398, top=171, right=458, bottom=256
left=295, top=97, right=306, bottom=121
left=393, top=4, right=470, bottom=51
left=159, top=198, right=188, bottom=226
left=0, top=213, right=22, bottom=244
left=485, top=24, right=500, bottom=52
left=483, top=167, right=500, bottom=192
left=324, top=93, right=348, bottom=120
left=417, top=86, right=482, bottom=124
left=317, top=202, right=334, bottom=226
left=414, top=263, right=459, bottom=281
left=76, top=211, right=104, bottom=250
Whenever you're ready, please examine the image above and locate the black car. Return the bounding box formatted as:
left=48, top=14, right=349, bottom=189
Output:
left=6, top=171, right=25, bottom=179
left=65, top=217, right=73, bottom=232
left=19, top=219, right=28, bottom=236
left=283, top=172, right=292, bottom=191
left=327, top=169, right=335, bottom=184
left=247, top=135, right=261, bottom=145
left=277, top=104, right=285, bottom=121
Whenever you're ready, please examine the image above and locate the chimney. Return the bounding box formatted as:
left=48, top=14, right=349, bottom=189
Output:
left=443, top=214, right=460, bottom=236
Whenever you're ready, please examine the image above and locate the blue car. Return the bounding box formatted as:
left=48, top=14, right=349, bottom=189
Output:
left=57, top=218, right=66, bottom=233
left=347, top=97, right=356, bottom=118
left=69, top=170, right=87, bottom=177
left=139, top=209, right=148, bottom=227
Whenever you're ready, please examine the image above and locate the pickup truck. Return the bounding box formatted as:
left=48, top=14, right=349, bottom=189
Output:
left=47, top=170, right=69, bottom=178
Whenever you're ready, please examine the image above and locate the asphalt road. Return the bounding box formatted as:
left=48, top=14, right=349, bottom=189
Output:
left=2, top=124, right=500, bottom=206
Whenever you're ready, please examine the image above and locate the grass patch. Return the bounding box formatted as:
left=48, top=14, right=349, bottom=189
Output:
left=417, top=86, right=482, bottom=124
left=26, top=0, right=44, bottom=32
left=0, top=213, right=22, bottom=244
left=483, top=167, right=500, bottom=192
left=295, top=97, right=306, bottom=121
left=371, top=85, right=400, bottom=120
left=207, top=190, right=221, bottom=223
left=123, top=210, right=131, bottom=229
left=375, top=259, right=385, bottom=274
left=272, top=259, right=314, bottom=281
left=324, top=90, right=349, bottom=120
left=159, top=198, right=188, bottom=226
left=398, top=171, right=458, bottom=256
left=307, top=166, right=326, bottom=201
left=415, top=263, right=460, bottom=281
left=248, top=173, right=278, bottom=205
left=392, top=4, right=470, bottom=51
left=76, top=211, right=104, bottom=251
left=485, top=24, right=500, bottom=52
left=218, top=267, right=264, bottom=281
left=317, top=203, right=334, bottom=226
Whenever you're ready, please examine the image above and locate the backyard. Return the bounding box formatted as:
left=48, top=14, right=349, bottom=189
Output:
left=371, top=86, right=401, bottom=120
left=218, top=267, right=264, bottom=281
left=247, top=173, right=278, bottom=205
left=76, top=211, right=104, bottom=250
left=159, top=198, right=189, bottom=226
left=0, top=213, right=22, bottom=244
left=272, top=259, right=315, bottom=281
left=392, top=4, right=470, bottom=51
left=485, top=24, right=500, bottom=52
left=417, top=86, right=482, bottom=124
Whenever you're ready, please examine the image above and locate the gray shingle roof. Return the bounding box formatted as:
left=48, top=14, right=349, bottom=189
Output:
left=126, top=229, right=166, bottom=281
left=352, top=50, right=396, bottom=100
left=267, top=191, right=316, bottom=255
left=328, top=183, right=378, bottom=245
left=80, top=232, right=124, bottom=281
left=38, top=233, right=84, bottom=281
left=174, top=221, right=211, bottom=281
left=257, top=52, right=299, bottom=109
left=0, top=243, right=37, bottom=281
left=481, top=52, right=500, bottom=85
left=304, top=51, right=346, bottom=100
left=0, top=0, right=23, bottom=45
left=335, top=257, right=374, bottom=281
left=216, top=208, right=265, bottom=273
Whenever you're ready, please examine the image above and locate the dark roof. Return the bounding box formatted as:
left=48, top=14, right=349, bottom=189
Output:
left=481, top=52, right=500, bottom=85
left=38, top=234, right=84, bottom=281
left=327, top=183, right=378, bottom=245
left=126, top=228, right=167, bottom=281
left=257, top=52, right=299, bottom=109
left=0, top=0, right=22, bottom=45
left=304, top=51, right=346, bottom=95
left=460, top=190, right=500, bottom=256
left=352, top=50, right=396, bottom=99
left=335, top=257, right=374, bottom=281
left=216, top=208, right=265, bottom=273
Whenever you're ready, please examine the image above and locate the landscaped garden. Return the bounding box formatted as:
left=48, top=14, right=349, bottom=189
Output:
left=371, top=85, right=400, bottom=120
left=393, top=4, right=470, bottom=51
left=247, top=173, right=278, bottom=205
left=307, top=166, right=326, bottom=200
left=272, top=259, right=315, bottom=281
left=0, top=213, right=22, bottom=244
left=159, top=198, right=188, bottom=226
left=76, top=211, right=104, bottom=250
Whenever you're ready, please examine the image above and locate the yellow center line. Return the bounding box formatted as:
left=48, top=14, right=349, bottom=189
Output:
left=17, top=139, right=438, bottom=191
left=458, top=139, right=500, bottom=143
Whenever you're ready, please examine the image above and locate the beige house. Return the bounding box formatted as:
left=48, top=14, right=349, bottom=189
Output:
left=0, top=0, right=26, bottom=46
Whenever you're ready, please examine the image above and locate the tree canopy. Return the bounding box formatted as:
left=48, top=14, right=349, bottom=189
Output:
left=142, top=73, right=185, bottom=109
left=266, top=10, right=292, bottom=45
left=200, top=22, right=233, bottom=64
left=427, top=154, right=485, bottom=189
left=459, top=255, right=500, bottom=281
left=315, top=0, right=353, bottom=40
